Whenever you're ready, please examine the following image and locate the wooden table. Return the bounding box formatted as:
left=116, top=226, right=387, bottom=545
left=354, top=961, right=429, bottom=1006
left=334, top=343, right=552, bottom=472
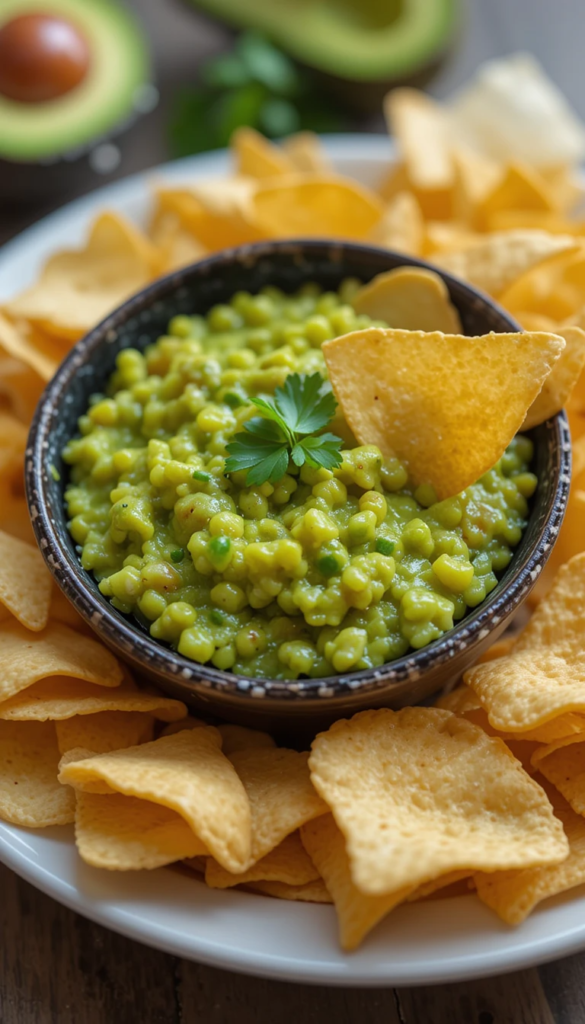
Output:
left=3, top=1, right=585, bottom=1019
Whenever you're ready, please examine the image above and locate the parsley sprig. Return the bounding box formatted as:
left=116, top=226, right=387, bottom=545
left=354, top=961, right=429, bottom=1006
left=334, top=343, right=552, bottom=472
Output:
left=225, top=372, right=343, bottom=485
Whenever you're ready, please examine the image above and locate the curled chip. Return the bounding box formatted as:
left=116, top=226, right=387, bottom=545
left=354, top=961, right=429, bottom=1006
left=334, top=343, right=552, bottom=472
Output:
left=152, top=181, right=263, bottom=252
left=475, top=786, right=585, bottom=924
left=465, top=553, right=585, bottom=731
left=368, top=192, right=424, bottom=256
left=56, top=710, right=155, bottom=755
left=0, top=530, right=52, bottom=631
left=0, top=676, right=187, bottom=722
left=309, top=708, right=568, bottom=898
left=523, top=326, right=585, bottom=429
left=252, top=176, right=383, bottom=240
left=352, top=267, right=461, bottom=334
left=58, top=727, right=252, bottom=872
left=228, top=746, right=327, bottom=872
left=436, top=684, right=585, bottom=745
left=435, top=231, right=577, bottom=298
left=205, top=830, right=320, bottom=889
left=531, top=736, right=585, bottom=815
left=323, top=327, right=564, bottom=500
left=0, top=619, right=123, bottom=703
left=0, top=720, right=75, bottom=827
left=4, top=213, right=163, bottom=337
left=301, top=813, right=413, bottom=950
left=73, top=790, right=208, bottom=871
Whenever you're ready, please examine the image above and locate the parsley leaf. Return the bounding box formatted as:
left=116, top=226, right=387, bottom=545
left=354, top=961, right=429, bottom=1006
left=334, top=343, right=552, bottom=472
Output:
left=225, top=372, right=343, bottom=485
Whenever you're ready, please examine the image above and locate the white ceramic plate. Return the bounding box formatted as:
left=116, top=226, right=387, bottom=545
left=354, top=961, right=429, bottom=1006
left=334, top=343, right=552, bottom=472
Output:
left=2, top=136, right=585, bottom=987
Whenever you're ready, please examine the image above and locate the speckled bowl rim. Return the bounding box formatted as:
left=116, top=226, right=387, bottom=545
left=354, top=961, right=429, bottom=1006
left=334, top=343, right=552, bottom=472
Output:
left=26, top=239, right=571, bottom=707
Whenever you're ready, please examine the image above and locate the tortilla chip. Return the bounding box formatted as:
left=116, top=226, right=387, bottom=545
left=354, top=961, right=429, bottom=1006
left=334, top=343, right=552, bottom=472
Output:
left=308, top=708, right=568, bottom=898
left=160, top=716, right=208, bottom=738
left=49, top=586, right=91, bottom=632
left=0, top=675, right=186, bottom=722
left=524, top=326, right=585, bottom=428
left=4, top=213, right=163, bottom=336
left=352, top=267, right=461, bottom=333
left=475, top=785, right=585, bottom=924
left=465, top=554, right=585, bottom=732
left=248, top=878, right=332, bottom=903
left=0, top=530, right=52, bottom=631
left=368, top=191, right=424, bottom=256
left=0, top=356, right=44, bottom=423
left=531, top=737, right=585, bottom=815
left=0, top=312, right=59, bottom=381
left=0, top=719, right=75, bottom=826
left=517, top=311, right=559, bottom=332
left=407, top=870, right=472, bottom=901
left=451, top=147, right=502, bottom=225
left=73, top=790, right=208, bottom=870
left=228, top=746, right=327, bottom=871
left=323, top=327, right=564, bottom=500
left=252, top=176, right=383, bottom=241
left=477, top=164, right=558, bottom=229
left=0, top=620, right=123, bottom=702
left=423, top=221, right=481, bottom=256
left=205, top=829, right=320, bottom=889
left=384, top=88, right=453, bottom=217
left=301, top=813, right=413, bottom=950
left=56, top=710, right=155, bottom=755
left=499, top=247, right=585, bottom=323
left=437, top=682, right=585, bottom=745
left=282, top=132, right=331, bottom=174
left=217, top=723, right=275, bottom=755
left=232, top=126, right=295, bottom=178
left=435, top=231, right=576, bottom=298
left=376, top=161, right=410, bottom=203
left=148, top=207, right=206, bottom=272
left=153, top=181, right=263, bottom=252
left=58, top=727, right=252, bottom=872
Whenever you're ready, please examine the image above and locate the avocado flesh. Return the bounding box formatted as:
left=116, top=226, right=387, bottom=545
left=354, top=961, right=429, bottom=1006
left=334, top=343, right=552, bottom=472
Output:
left=0, top=0, right=148, bottom=161
left=187, top=0, right=458, bottom=81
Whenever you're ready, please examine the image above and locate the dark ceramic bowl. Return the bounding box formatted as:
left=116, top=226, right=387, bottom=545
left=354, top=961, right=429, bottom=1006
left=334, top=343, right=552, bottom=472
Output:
left=26, top=240, right=571, bottom=740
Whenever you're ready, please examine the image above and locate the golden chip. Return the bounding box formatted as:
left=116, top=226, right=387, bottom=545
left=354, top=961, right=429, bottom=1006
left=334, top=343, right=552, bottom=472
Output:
left=407, top=871, right=473, bottom=901
left=352, top=267, right=461, bottom=333
left=435, top=230, right=576, bottom=298
left=56, top=710, right=155, bottom=755
left=523, top=326, right=585, bottom=428
left=0, top=530, right=52, bottom=631
left=0, top=720, right=75, bottom=826
left=465, top=553, right=585, bottom=731
left=309, top=708, right=568, bottom=897
left=0, top=675, right=186, bottom=722
left=4, top=213, right=163, bottom=336
left=384, top=88, right=453, bottom=217
left=301, top=813, right=413, bottom=950
left=205, top=830, right=320, bottom=889
left=475, top=785, right=585, bottom=924
left=478, top=164, right=558, bottom=229
left=160, top=715, right=207, bottom=738
left=531, top=737, right=585, bottom=814
left=217, top=723, right=275, bottom=755
left=451, top=147, right=502, bottom=225
left=0, top=312, right=60, bottom=381
left=73, top=790, right=208, bottom=871
left=0, top=619, right=123, bottom=702
left=323, top=327, right=564, bottom=500
left=58, top=727, right=251, bottom=872
left=153, top=181, right=263, bottom=252
left=368, top=191, right=424, bottom=256
left=282, top=132, right=331, bottom=174
left=228, top=746, right=327, bottom=871
left=148, top=207, right=206, bottom=272
left=248, top=879, right=332, bottom=904
left=252, top=176, right=383, bottom=241
left=499, top=247, right=585, bottom=323
left=232, top=126, right=295, bottom=178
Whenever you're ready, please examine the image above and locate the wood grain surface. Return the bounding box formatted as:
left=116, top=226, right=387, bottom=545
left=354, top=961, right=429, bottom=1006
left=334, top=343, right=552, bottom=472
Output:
left=3, top=1, right=585, bottom=1019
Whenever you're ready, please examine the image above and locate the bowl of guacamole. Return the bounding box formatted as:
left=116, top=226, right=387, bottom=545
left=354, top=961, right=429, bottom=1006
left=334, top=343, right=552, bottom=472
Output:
left=26, top=241, right=570, bottom=734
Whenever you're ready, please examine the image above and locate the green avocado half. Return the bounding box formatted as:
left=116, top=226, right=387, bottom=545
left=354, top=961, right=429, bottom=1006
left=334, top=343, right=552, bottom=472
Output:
left=0, top=0, right=149, bottom=162
left=187, top=0, right=458, bottom=82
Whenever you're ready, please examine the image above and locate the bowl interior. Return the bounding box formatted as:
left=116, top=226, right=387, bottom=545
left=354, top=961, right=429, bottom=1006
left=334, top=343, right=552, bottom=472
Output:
left=26, top=240, right=571, bottom=720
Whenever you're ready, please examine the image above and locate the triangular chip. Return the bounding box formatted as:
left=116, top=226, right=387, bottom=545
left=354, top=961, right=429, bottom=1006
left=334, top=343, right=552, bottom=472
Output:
left=475, top=785, right=585, bottom=924
left=0, top=620, right=123, bottom=702
left=352, top=267, right=461, bottom=333
left=0, top=720, right=75, bottom=826
left=499, top=248, right=585, bottom=323
left=73, top=790, right=208, bottom=870
left=58, top=728, right=251, bottom=872
left=282, top=132, right=331, bottom=174
left=523, top=326, right=585, bottom=428
left=228, top=746, right=328, bottom=871
left=217, top=723, right=275, bottom=755
left=465, top=554, right=585, bottom=731
left=308, top=708, right=568, bottom=898
left=368, top=191, right=424, bottom=256
left=437, top=684, right=585, bottom=745
left=232, top=126, right=295, bottom=179
left=252, top=176, right=383, bottom=241
left=435, top=231, right=577, bottom=298
left=0, top=676, right=187, bottom=722
left=205, top=830, right=320, bottom=889
left=248, top=878, right=332, bottom=904
left=477, top=164, right=557, bottom=228
left=0, top=530, right=52, bottom=631
left=301, top=813, right=413, bottom=950
left=0, top=312, right=60, bottom=382
left=323, top=327, right=564, bottom=499
left=56, top=710, right=155, bottom=755
left=384, top=88, right=453, bottom=217
left=531, top=736, right=585, bottom=815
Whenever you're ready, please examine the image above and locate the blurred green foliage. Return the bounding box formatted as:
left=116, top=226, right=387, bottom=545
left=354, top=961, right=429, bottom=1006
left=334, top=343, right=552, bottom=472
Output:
left=170, top=32, right=348, bottom=156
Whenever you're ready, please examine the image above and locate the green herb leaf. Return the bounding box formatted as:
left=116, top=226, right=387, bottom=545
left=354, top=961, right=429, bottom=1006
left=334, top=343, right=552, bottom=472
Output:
left=225, top=372, right=343, bottom=486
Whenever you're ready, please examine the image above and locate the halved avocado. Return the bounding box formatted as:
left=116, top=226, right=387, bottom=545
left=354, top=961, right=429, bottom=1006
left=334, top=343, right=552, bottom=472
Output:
left=186, top=0, right=458, bottom=83
left=0, top=0, right=149, bottom=162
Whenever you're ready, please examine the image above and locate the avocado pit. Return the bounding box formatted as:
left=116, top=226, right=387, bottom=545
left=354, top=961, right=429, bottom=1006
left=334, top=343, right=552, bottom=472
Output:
left=0, top=12, right=90, bottom=103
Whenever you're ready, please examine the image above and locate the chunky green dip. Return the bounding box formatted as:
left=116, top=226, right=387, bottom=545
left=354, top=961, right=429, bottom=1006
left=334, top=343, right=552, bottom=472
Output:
left=63, top=282, right=537, bottom=680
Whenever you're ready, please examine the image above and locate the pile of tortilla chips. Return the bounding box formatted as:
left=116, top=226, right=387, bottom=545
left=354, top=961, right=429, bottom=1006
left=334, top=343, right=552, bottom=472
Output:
left=3, top=52, right=585, bottom=952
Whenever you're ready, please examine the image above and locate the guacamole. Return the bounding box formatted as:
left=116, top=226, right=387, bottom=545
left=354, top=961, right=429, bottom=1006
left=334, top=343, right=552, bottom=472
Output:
left=63, top=281, right=537, bottom=680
